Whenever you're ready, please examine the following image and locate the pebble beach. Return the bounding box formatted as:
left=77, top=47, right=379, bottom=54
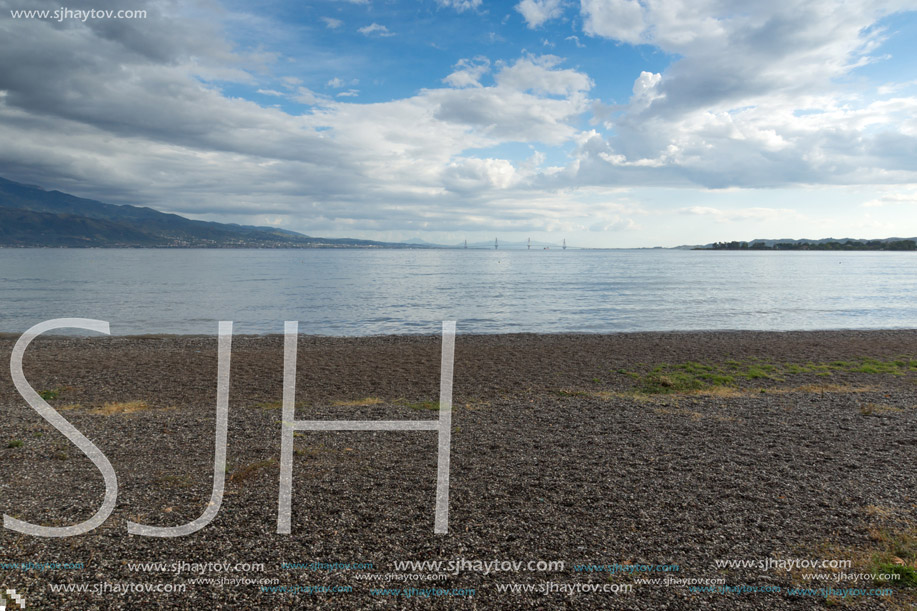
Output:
left=0, top=330, right=916, bottom=609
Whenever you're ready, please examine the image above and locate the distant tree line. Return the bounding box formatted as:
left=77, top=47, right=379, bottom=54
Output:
left=707, top=240, right=917, bottom=251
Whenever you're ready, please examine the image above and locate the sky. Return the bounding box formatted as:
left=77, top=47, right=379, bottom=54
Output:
left=1, top=0, right=917, bottom=247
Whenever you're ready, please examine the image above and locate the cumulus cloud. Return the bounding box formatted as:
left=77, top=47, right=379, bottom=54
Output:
left=321, top=17, right=343, bottom=29
left=0, top=1, right=598, bottom=234
left=581, top=0, right=645, bottom=44
left=515, top=0, right=565, bottom=28
left=2, top=0, right=916, bottom=243
left=630, top=71, right=662, bottom=109
left=568, top=0, right=917, bottom=190
left=443, top=57, right=491, bottom=88
left=442, top=158, right=520, bottom=193
left=494, top=55, right=593, bottom=96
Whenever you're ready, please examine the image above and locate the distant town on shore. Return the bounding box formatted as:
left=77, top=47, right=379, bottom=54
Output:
left=696, top=239, right=917, bottom=251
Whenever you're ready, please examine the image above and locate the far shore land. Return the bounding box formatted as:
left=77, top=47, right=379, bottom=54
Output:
left=1, top=330, right=916, bottom=610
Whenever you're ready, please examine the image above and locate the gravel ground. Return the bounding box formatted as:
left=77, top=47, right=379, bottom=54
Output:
left=0, top=330, right=916, bottom=610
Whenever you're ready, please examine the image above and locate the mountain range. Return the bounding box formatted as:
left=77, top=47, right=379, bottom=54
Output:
left=0, top=177, right=425, bottom=248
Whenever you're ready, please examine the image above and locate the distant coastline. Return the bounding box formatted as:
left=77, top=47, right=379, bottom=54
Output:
left=5, top=176, right=917, bottom=251
left=693, top=239, right=917, bottom=251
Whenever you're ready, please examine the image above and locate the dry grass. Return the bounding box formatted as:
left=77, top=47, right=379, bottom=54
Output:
left=592, top=390, right=680, bottom=404
left=332, top=397, right=384, bottom=407
left=865, top=505, right=901, bottom=519
left=229, top=458, right=277, bottom=484
left=792, top=509, right=917, bottom=609
left=597, top=384, right=878, bottom=401
left=777, top=384, right=877, bottom=394
left=860, top=403, right=905, bottom=416
left=252, top=400, right=283, bottom=410
left=294, top=444, right=325, bottom=458
left=690, top=386, right=748, bottom=398
left=89, top=400, right=150, bottom=415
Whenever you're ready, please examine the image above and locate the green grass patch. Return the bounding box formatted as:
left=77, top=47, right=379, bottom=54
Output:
left=873, top=562, right=917, bottom=588
left=7, top=439, right=23, bottom=448
left=638, top=371, right=709, bottom=394
left=866, top=528, right=917, bottom=589
left=39, top=389, right=60, bottom=401
left=622, top=356, right=917, bottom=395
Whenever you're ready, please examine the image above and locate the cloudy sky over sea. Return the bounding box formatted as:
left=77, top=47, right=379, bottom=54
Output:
left=2, top=0, right=917, bottom=247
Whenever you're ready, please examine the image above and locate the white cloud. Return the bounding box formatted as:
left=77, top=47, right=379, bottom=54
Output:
left=442, top=157, right=520, bottom=193
left=358, top=23, right=394, bottom=37
left=630, top=71, right=662, bottom=109
left=564, top=0, right=917, bottom=191
left=0, top=13, right=595, bottom=229
left=495, top=55, right=593, bottom=96
left=515, top=0, right=565, bottom=29
left=321, top=17, right=343, bottom=29
left=292, top=87, right=330, bottom=105
left=435, top=0, right=482, bottom=12
left=443, top=57, right=490, bottom=88
left=581, top=0, right=645, bottom=44
left=565, top=35, right=585, bottom=48
left=2, top=0, right=917, bottom=244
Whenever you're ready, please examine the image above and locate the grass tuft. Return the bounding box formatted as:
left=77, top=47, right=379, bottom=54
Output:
left=622, top=356, right=917, bottom=395
left=229, top=459, right=278, bottom=483
left=401, top=400, right=440, bottom=411
left=860, top=403, right=904, bottom=416
left=873, top=562, right=917, bottom=588
left=332, top=397, right=384, bottom=407
left=90, top=401, right=150, bottom=415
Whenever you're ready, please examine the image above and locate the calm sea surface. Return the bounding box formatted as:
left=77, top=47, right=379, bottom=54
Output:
left=1, top=249, right=915, bottom=335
